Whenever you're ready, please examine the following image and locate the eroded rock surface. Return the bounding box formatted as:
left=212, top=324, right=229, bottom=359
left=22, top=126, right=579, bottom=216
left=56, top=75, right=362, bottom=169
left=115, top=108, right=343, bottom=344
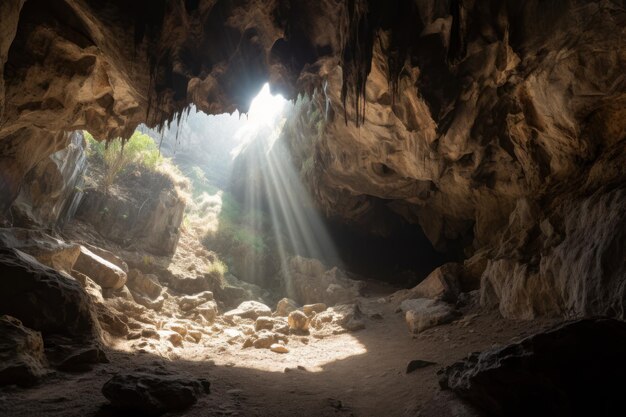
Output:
left=102, top=371, right=210, bottom=415
left=0, top=315, right=47, bottom=387
left=440, top=319, right=626, bottom=417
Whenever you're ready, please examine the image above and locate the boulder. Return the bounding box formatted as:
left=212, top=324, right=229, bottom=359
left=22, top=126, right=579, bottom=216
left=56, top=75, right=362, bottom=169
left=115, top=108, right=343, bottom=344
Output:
left=310, top=303, right=365, bottom=332
left=102, top=372, right=210, bottom=414
left=303, top=303, right=327, bottom=316
left=0, top=315, right=47, bottom=387
left=253, top=331, right=279, bottom=349
left=255, top=316, right=275, bottom=331
left=285, top=256, right=364, bottom=306
left=391, top=263, right=461, bottom=305
left=126, top=269, right=164, bottom=311
left=0, top=248, right=100, bottom=341
left=83, top=243, right=129, bottom=273
left=74, top=246, right=127, bottom=290
left=224, top=301, right=271, bottom=320
left=274, top=297, right=298, bottom=317
left=402, top=299, right=458, bottom=333
left=178, top=291, right=214, bottom=312
left=196, top=301, right=218, bottom=323
left=270, top=343, right=289, bottom=354
left=0, top=228, right=80, bottom=273
left=288, top=310, right=310, bottom=332
left=165, top=272, right=211, bottom=295
left=441, top=319, right=626, bottom=417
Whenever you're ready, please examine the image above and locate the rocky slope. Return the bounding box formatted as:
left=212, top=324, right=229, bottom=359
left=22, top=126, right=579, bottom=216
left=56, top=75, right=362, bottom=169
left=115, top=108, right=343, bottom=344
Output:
left=1, top=0, right=625, bottom=321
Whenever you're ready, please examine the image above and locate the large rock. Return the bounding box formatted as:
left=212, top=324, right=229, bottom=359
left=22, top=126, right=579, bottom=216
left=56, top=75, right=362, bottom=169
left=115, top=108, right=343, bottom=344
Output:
left=0, top=315, right=47, bottom=387
left=285, top=256, right=364, bottom=306
left=274, top=297, right=298, bottom=317
left=391, top=263, right=462, bottom=305
left=0, top=228, right=80, bottom=273
left=481, top=190, right=626, bottom=319
left=75, top=181, right=186, bottom=257
left=0, top=248, right=100, bottom=341
left=102, top=372, right=210, bottom=414
left=126, top=269, right=164, bottom=311
left=74, top=246, right=127, bottom=290
left=224, top=301, right=271, bottom=320
left=441, top=319, right=626, bottom=417
left=0, top=248, right=105, bottom=370
left=402, top=299, right=458, bottom=334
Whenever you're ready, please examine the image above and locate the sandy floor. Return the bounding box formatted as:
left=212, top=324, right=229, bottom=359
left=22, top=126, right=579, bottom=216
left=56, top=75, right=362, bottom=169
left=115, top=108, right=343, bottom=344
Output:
left=0, top=286, right=560, bottom=417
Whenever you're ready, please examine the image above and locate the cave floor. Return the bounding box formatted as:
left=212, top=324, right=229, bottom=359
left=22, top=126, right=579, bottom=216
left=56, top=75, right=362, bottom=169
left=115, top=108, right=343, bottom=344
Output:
left=1, top=289, right=559, bottom=417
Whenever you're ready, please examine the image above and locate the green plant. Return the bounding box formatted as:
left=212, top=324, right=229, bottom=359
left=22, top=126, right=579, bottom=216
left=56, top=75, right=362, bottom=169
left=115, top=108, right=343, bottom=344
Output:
left=84, top=130, right=163, bottom=192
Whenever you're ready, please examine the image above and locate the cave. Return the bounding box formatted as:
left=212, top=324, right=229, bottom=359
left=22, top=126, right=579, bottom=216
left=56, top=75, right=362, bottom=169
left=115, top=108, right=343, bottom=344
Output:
left=1, top=1, right=625, bottom=416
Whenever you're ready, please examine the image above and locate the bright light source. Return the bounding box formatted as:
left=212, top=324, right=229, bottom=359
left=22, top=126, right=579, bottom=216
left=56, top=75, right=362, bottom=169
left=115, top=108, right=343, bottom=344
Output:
left=247, top=83, right=286, bottom=125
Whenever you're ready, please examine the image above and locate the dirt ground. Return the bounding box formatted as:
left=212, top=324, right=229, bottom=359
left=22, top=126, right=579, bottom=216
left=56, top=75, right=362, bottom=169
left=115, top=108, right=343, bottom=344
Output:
left=0, top=279, right=560, bottom=417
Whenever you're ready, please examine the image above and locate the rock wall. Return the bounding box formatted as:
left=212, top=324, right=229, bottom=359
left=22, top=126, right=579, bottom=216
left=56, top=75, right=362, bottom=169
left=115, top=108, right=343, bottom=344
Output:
left=0, top=1, right=625, bottom=319
left=10, top=131, right=87, bottom=228
left=74, top=168, right=187, bottom=256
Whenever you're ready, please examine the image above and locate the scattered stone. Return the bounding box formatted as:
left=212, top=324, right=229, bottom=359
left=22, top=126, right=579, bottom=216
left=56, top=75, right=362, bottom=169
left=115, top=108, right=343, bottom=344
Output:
left=224, top=301, right=271, bottom=320
left=178, top=291, right=214, bottom=312
left=242, top=337, right=254, bottom=349
left=270, top=343, right=289, bottom=354
left=273, top=320, right=290, bottom=335
left=0, top=315, right=47, bottom=387
left=141, top=328, right=160, bottom=340
left=255, top=316, right=275, bottom=331
left=303, top=303, right=327, bottom=316
left=253, top=331, right=277, bottom=349
left=224, top=328, right=243, bottom=344
left=188, top=330, right=202, bottom=343
left=403, top=299, right=458, bottom=334
left=102, top=372, right=210, bottom=414
left=164, top=322, right=187, bottom=337
left=406, top=359, right=437, bottom=374
left=159, top=330, right=183, bottom=347
left=288, top=310, right=310, bottom=332
left=274, top=298, right=298, bottom=317
left=73, top=246, right=127, bottom=289
left=196, top=300, right=218, bottom=323
left=126, top=269, right=164, bottom=310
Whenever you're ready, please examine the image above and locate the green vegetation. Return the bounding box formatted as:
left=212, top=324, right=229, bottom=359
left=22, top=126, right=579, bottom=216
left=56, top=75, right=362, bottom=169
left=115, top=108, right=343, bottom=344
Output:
left=84, top=130, right=163, bottom=191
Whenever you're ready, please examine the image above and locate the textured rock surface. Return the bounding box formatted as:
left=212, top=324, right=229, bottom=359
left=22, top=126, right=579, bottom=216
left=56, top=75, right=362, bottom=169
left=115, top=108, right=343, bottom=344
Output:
left=0, top=315, right=47, bottom=387
left=0, top=0, right=624, bottom=320
left=0, top=248, right=101, bottom=341
left=0, top=228, right=80, bottom=273
left=75, top=179, right=186, bottom=257
left=440, top=319, right=626, bottom=417
left=403, top=298, right=458, bottom=334
left=285, top=256, right=364, bottom=306
left=102, top=372, right=210, bottom=414
left=224, top=301, right=272, bottom=320
left=74, top=246, right=127, bottom=290
left=10, top=131, right=87, bottom=228
left=391, top=263, right=462, bottom=304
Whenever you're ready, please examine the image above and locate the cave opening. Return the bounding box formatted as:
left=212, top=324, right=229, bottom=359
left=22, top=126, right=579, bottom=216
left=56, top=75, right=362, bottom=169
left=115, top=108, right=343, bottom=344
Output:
left=2, top=2, right=625, bottom=416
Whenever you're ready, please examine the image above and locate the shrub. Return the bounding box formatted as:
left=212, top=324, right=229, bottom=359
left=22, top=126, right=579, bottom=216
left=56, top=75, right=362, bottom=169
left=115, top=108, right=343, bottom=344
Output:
left=84, top=130, right=163, bottom=192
